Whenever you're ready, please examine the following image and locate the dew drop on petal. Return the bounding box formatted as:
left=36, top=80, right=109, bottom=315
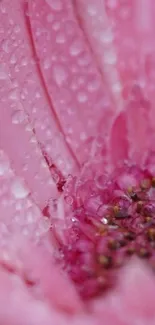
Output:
left=9, top=89, right=18, bottom=100
left=87, top=5, right=98, bottom=16
left=38, top=217, right=51, bottom=234
left=11, top=110, right=27, bottom=124
left=87, top=79, right=100, bottom=92
left=20, top=57, right=28, bottom=67
left=10, top=54, right=17, bottom=65
left=69, top=40, right=83, bottom=56
left=77, top=92, right=88, bottom=103
left=14, top=25, right=20, bottom=34
left=1, top=40, right=10, bottom=53
left=56, top=33, right=66, bottom=44
left=100, top=29, right=114, bottom=44
left=43, top=58, right=51, bottom=70
left=0, top=159, right=10, bottom=176
left=11, top=179, right=30, bottom=199
left=53, top=64, right=68, bottom=86
left=46, top=13, right=54, bottom=23
left=45, top=0, right=63, bottom=11
left=52, top=21, right=61, bottom=31
left=103, top=50, right=117, bottom=65
left=107, top=0, right=118, bottom=9
left=0, top=65, right=8, bottom=80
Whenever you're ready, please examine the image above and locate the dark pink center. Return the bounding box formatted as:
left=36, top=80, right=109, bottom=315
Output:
left=56, top=165, right=155, bottom=300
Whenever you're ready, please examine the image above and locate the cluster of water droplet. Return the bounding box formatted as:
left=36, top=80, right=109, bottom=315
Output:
left=55, top=163, right=155, bottom=299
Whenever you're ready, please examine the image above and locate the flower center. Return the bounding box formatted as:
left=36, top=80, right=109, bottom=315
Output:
left=56, top=165, right=155, bottom=300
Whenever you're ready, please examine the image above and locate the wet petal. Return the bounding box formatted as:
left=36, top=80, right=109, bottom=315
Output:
left=28, top=0, right=114, bottom=164
left=0, top=0, right=78, bottom=177
left=0, top=63, right=59, bottom=208
left=0, top=149, right=44, bottom=238
left=75, top=0, right=154, bottom=167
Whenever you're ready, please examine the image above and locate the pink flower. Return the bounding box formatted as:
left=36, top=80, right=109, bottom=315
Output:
left=0, top=0, right=155, bottom=324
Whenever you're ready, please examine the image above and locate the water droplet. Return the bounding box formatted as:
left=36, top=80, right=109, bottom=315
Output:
left=14, top=65, right=20, bottom=73
left=12, top=79, right=18, bottom=88
left=43, top=58, right=51, bottom=70
left=15, top=202, right=22, bottom=211
left=65, top=196, right=73, bottom=205
left=100, top=29, right=114, bottom=44
left=87, top=79, right=100, bottom=92
left=0, top=3, right=6, bottom=14
left=78, top=53, right=91, bottom=66
left=0, top=66, right=8, bottom=80
left=80, top=132, right=87, bottom=141
left=56, top=33, right=66, bottom=44
left=103, top=50, right=117, bottom=65
left=2, top=40, right=10, bottom=53
left=21, top=57, right=28, bottom=66
left=46, top=129, right=52, bottom=137
left=11, top=179, right=30, bottom=199
left=53, top=64, right=68, bottom=86
left=87, top=5, right=97, bottom=16
left=77, top=92, right=88, bottom=103
left=25, top=124, right=32, bottom=132
left=112, top=81, right=122, bottom=93
left=23, top=164, right=28, bottom=172
left=32, top=107, right=37, bottom=114
left=107, top=0, right=118, bottom=9
left=35, top=28, right=41, bottom=37
left=38, top=217, right=51, bottom=234
left=70, top=40, right=83, bottom=56
left=67, top=127, right=73, bottom=135
left=0, top=159, right=10, bottom=176
left=41, top=161, right=47, bottom=169
left=9, top=89, right=18, bottom=100
left=35, top=91, right=41, bottom=99
left=101, top=217, right=108, bottom=225
left=30, top=136, right=37, bottom=144
left=52, top=21, right=61, bottom=31
left=26, top=208, right=38, bottom=224
left=14, top=25, right=20, bottom=34
left=10, top=54, right=17, bottom=65
left=12, top=110, right=27, bottom=124
left=46, top=0, right=63, bottom=11
left=46, top=13, right=54, bottom=22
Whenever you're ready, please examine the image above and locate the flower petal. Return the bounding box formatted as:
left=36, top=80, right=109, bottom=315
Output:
left=0, top=63, right=59, bottom=207
left=0, top=0, right=78, bottom=177
left=28, top=0, right=114, bottom=164
left=75, top=0, right=123, bottom=111
left=0, top=149, right=44, bottom=237
left=75, top=0, right=155, bottom=167
left=118, top=259, right=155, bottom=321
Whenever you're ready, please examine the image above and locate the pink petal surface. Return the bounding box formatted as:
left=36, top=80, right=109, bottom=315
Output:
left=0, top=0, right=155, bottom=325
left=103, top=0, right=155, bottom=163
left=75, top=0, right=154, bottom=166
left=0, top=149, right=83, bottom=321
left=28, top=0, right=115, bottom=164
left=75, top=0, right=124, bottom=110
left=92, top=259, right=155, bottom=325
left=0, top=0, right=78, bottom=177
left=0, top=63, right=59, bottom=208
left=0, top=149, right=44, bottom=238
left=0, top=247, right=84, bottom=325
